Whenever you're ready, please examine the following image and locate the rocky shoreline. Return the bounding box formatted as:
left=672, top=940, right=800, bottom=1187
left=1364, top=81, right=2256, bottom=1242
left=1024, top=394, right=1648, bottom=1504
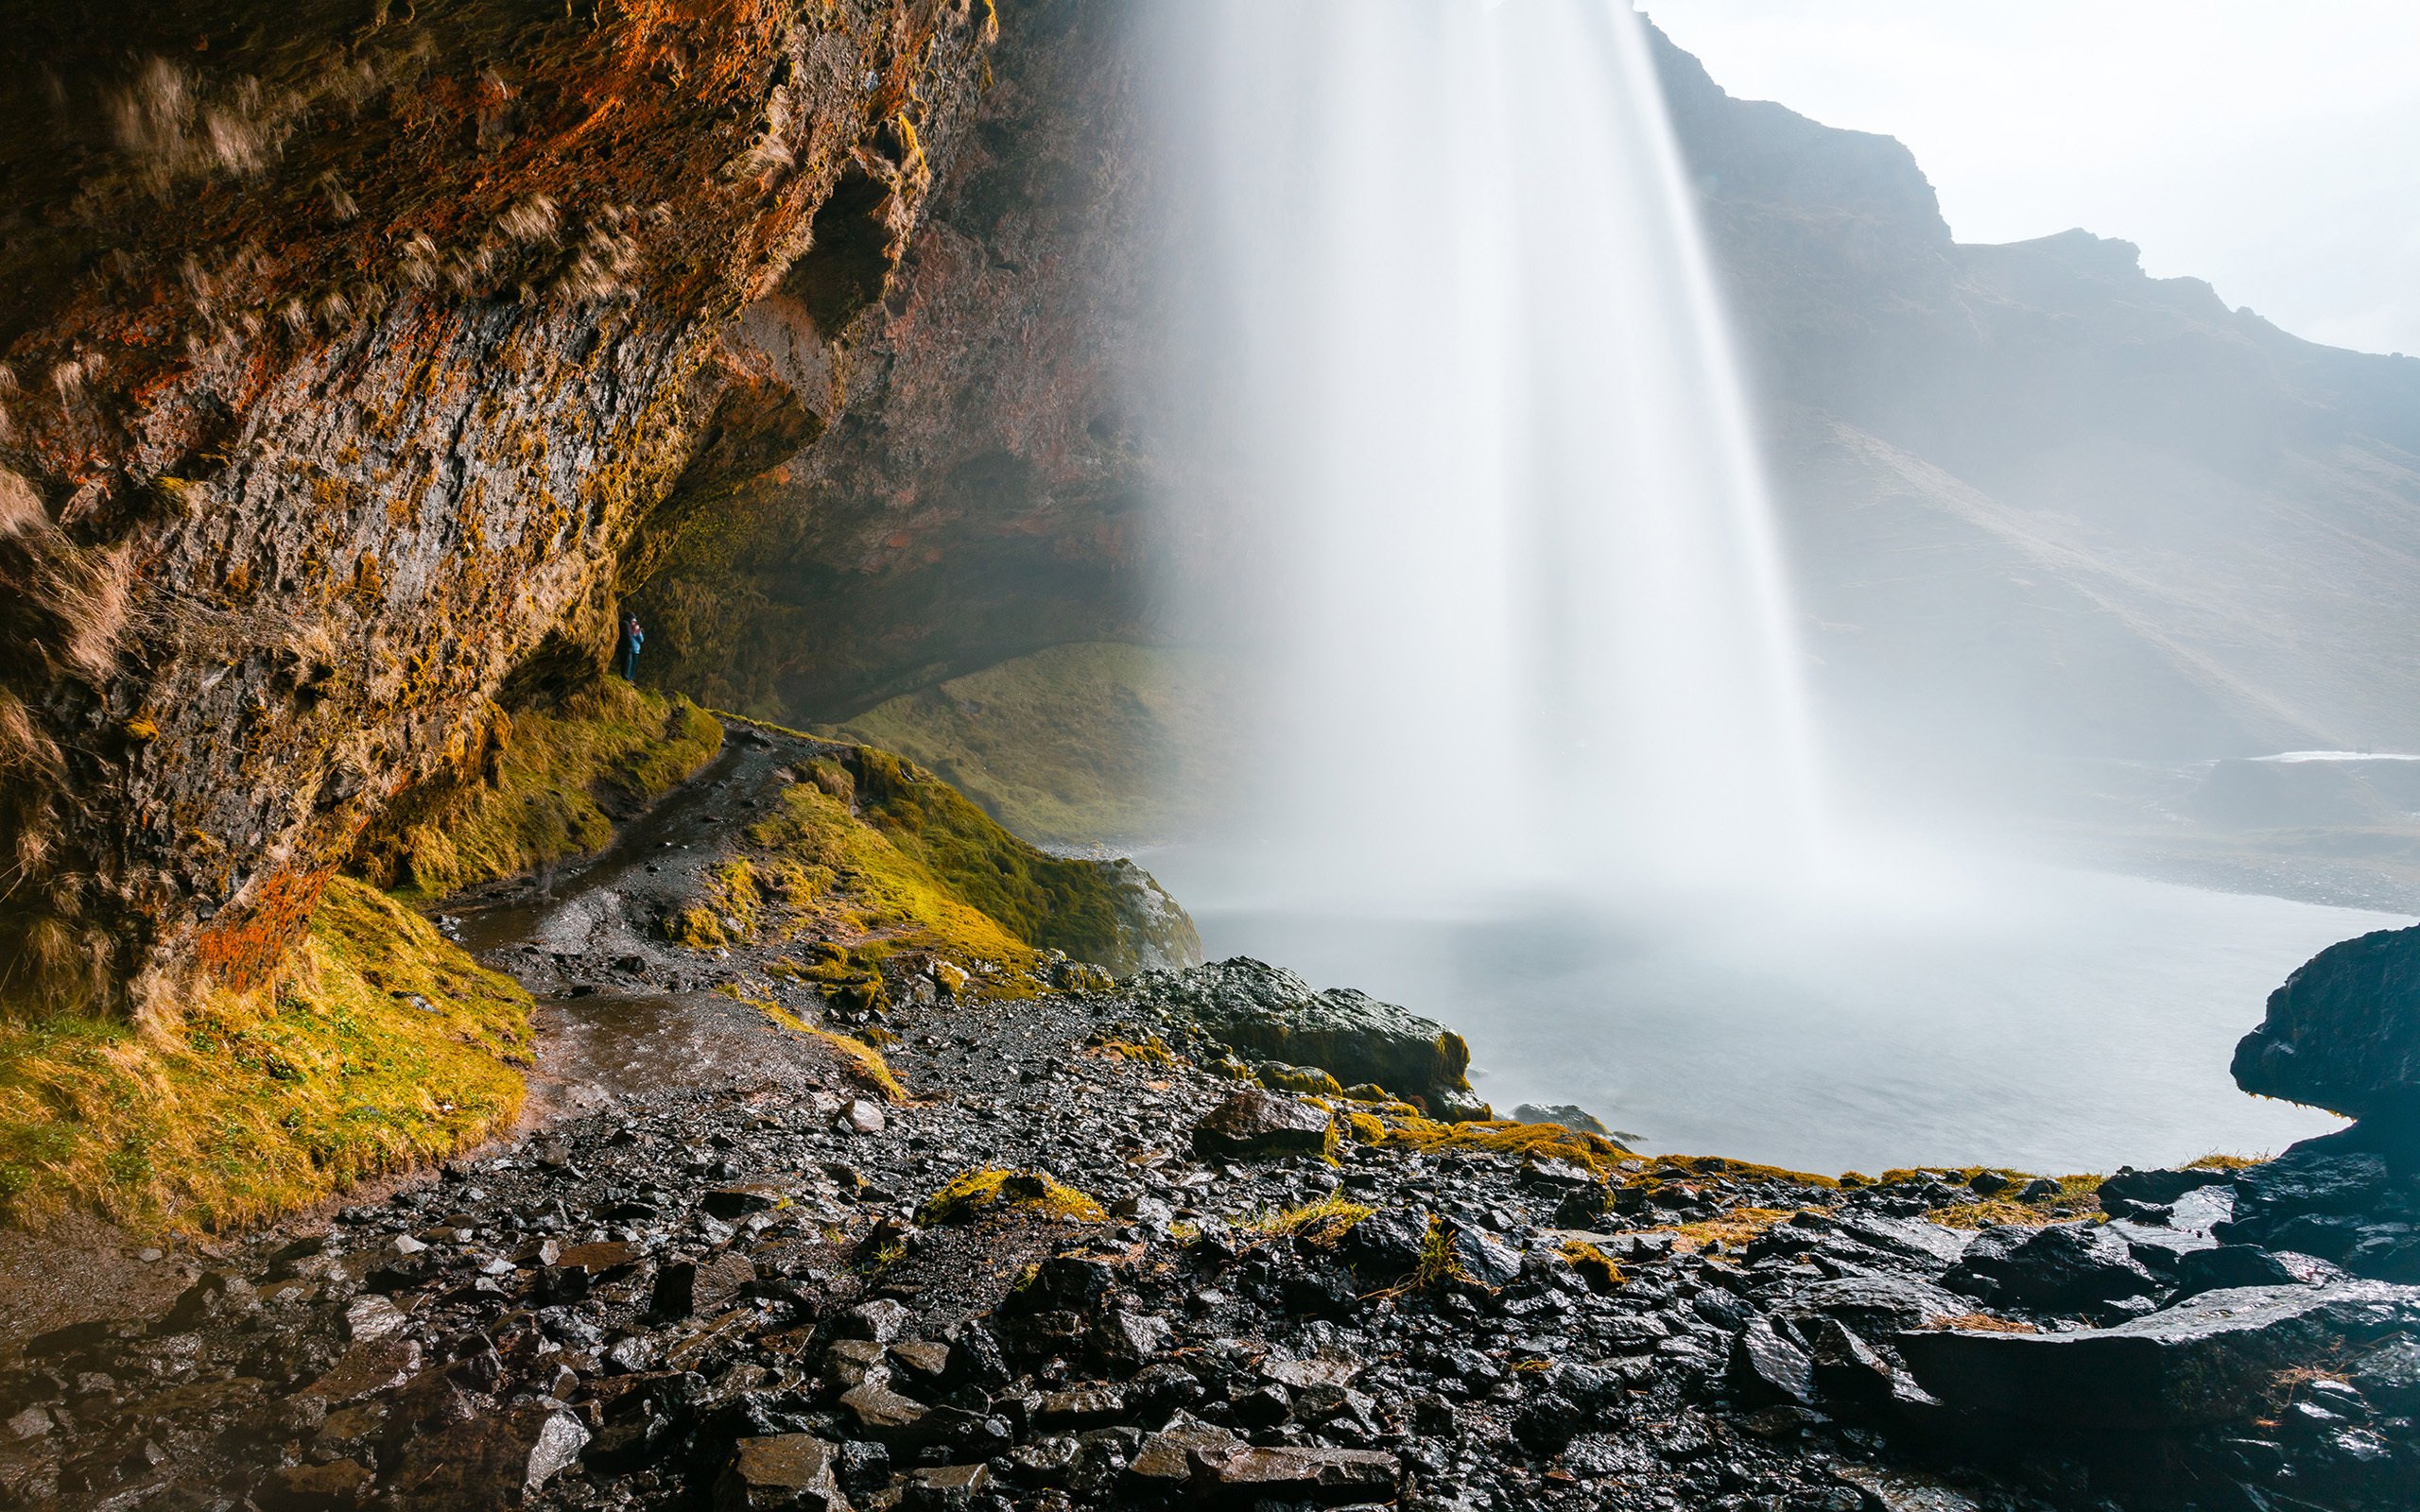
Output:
left=3, top=744, right=2417, bottom=1512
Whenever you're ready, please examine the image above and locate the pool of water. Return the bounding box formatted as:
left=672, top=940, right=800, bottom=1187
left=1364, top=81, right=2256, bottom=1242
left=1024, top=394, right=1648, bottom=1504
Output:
left=1139, top=850, right=2397, bottom=1176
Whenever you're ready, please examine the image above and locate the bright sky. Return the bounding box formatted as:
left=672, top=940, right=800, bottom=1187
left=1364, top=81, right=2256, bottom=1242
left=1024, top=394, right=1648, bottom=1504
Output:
left=1645, top=1, right=2420, bottom=355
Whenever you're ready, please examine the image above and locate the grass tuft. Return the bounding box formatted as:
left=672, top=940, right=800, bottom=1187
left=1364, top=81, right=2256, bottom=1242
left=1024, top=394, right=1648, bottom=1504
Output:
left=1379, top=1114, right=1636, bottom=1176
left=1560, top=1239, right=1623, bottom=1291
left=1925, top=1173, right=2103, bottom=1229
left=1246, top=1194, right=1374, bottom=1248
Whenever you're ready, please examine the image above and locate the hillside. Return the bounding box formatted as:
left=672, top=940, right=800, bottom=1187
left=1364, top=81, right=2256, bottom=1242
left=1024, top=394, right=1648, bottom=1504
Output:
left=1650, top=28, right=2420, bottom=781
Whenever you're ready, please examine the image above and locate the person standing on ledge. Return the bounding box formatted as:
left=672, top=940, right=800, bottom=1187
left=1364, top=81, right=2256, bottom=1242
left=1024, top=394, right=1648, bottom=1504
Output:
left=619, top=612, right=644, bottom=681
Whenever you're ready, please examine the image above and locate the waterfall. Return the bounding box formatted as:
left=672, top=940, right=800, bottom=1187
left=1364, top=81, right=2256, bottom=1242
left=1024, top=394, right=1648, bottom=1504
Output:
left=1159, top=0, right=1823, bottom=911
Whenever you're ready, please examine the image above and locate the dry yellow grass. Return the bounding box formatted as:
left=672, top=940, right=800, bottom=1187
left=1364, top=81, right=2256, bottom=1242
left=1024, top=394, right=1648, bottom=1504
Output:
left=1246, top=1194, right=1375, bottom=1247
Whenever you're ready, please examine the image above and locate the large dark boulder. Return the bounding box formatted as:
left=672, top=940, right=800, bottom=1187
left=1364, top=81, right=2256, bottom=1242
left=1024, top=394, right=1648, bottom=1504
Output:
left=1896, top=1281, right=2420, bottom=1430
left=2234, top=925, right=2420, bottom=1124
left=1943, top=1223, right=2163, bottom=1316
left=1125, top=958, right=1474, bottom=1106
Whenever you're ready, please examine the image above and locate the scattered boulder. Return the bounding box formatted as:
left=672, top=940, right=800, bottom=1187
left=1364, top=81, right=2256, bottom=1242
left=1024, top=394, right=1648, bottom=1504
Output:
left=2099, top=1165, right=2236, bottom=1211
left=1445, top=1222, right=1523, bottom=1288
left=1184, top=1442, right=1398, bottom=1500
left=1775, top=1275, right=1972, bottom=1337
left=2170, top=1245, right=2305, bottom=1299
left=1512, top=1102, right=1612, bottom=1135
left=1191, top=1090, right=1339, bottom=1161
left=1943, top=1223, right=2161, bottom=1315
left=1732, top=1319, right=1816, bottom=1406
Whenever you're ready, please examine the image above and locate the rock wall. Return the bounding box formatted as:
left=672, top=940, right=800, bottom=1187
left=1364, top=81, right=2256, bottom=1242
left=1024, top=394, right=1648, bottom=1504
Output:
left=0, top=0, right=998, bottom=1015
left=631, top=0, right=1165, bottom=720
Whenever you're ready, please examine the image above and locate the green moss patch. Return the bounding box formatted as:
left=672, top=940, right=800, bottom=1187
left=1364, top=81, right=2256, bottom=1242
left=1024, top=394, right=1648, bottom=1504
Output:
left=715, top=736, right=1180, bottom=987
left=918, top=1167, right=1105, bottom=1227
left=0, top=878, right=532, bottom=1233
left=364, top=679, right=722, bottom=904
left=1246, top=1194, right=1374, bottom=1247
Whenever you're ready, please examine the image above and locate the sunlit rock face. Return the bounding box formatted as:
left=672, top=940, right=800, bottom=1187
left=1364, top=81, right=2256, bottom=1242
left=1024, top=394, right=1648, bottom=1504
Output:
left=0, top=0, right=997, bottom=1013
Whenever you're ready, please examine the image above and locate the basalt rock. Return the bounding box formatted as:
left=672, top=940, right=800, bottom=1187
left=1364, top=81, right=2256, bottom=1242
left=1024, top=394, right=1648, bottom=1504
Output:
left=2234, top=925, right=2420, bottom=1130
left=1126, top=957, right=1474, bottom=1108
left=1190, top=1090, right=1338, bottom=1162
left=1897, top=1280, right=2420, bottom=1430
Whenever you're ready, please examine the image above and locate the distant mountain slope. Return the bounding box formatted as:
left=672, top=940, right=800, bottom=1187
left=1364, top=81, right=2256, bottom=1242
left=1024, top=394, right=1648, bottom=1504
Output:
left=1651, top=26, right=2420, bottom=778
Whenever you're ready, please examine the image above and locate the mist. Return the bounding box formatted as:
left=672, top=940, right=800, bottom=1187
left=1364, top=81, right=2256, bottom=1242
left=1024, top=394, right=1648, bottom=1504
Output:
left=1125, top=0, right=2420, bottom=1170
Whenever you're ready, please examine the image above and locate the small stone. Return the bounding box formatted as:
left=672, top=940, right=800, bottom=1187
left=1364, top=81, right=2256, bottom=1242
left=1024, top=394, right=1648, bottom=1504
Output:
left=903, top=1463, right=992, bottom=1510
left=835, top=1298, right=910, bottom=1343
left=255, top=1458, right=374, bottom=1512
left=715, top=1434, right=847, bottom=1512
left=302, top=1338, right=423, bottom=1404
left=838, top=1381, right=929, bottom=1438
left=1185, top=1442, right=1399, bottom=1498
left=2171, top=1245, right=2303, bottom=1299
left=838, top=1099, right=887, bottom=1134
left=345, top=1295, right=409, bottom=1342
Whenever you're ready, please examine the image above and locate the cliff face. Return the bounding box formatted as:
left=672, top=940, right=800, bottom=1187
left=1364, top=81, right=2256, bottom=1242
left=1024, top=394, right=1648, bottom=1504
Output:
left=0, top=0, right=997, bottom=1015
left=632, top=0, right=1162, bottom=720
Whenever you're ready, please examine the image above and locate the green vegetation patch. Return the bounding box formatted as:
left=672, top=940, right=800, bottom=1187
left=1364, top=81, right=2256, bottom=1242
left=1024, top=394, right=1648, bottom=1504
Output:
left=918, top=1167, right=1106, bottom=1227
left=1377, top=1113, right=1638, bottom=1177
left=1246, top=1194, right=1374, bottom=1247
left=0, top=877, right=532, bottom=1232
left=365, top=679, right=722, bottom=903
left=1923, top=1172, right=2105, bottom=1229
left=844, top=746, right=1138, bottom=967
left=719, top=737, right=1172, bottom=986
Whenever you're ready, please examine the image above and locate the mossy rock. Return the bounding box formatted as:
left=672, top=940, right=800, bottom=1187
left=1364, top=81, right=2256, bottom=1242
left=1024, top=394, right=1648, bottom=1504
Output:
left=1255, top=1060, right=1346, bottom=1097
left=918, top=1167, right=1105, bottom=1226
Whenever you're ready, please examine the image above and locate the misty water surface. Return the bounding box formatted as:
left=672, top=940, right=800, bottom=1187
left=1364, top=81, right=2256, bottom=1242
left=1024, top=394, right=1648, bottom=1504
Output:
left=1145, top=851, right=2389, bottom=1176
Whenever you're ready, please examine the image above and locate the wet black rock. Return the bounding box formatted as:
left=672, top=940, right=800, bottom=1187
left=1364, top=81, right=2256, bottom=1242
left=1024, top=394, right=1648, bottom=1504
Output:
left=1338, top=1208, right=1429, bottom=1281
left=1124, top=958, right=1474, bottom=1108
left=1898, top=1280, right=2420, bottom=1429
left=2170, top=1245, right=2306, bottom=1298
left=2100, top=1165, right=2237, bottom=1211
left=2233, top=924, right=2420, bottom=1125
left=1944, top=1222, right=2162, bottom=1316
left=1190, top=1090, right=1339, bottom=1161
